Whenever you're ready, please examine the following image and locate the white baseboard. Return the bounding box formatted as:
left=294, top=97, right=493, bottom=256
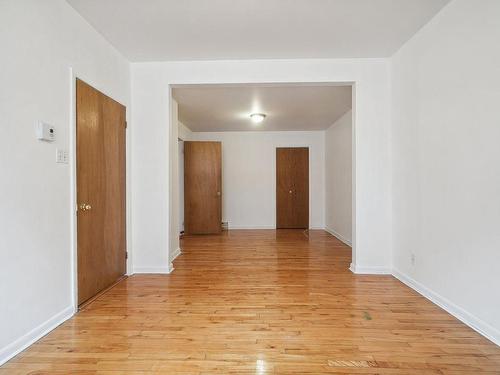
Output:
left=170, top=247, right=181, bottom=262
left=324, top=227, right=352, bottom=246
left=0, top=305, right=74, bottom=366
left=222, top=225, right=327, bottom=230
left=350, top=263, right=392, bottom=275
left=168, top=248, right=182, bottom=274
left=228, top=225, right=275, bottom=230
left=393, top=269, right=500, bottom=346
left=133, top=265, right=172, bottom=274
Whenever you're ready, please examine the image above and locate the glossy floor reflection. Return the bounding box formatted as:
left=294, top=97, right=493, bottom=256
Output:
left=2, top=230, right=500, bottom=374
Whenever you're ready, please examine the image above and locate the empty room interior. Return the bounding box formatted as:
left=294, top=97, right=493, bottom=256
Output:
left=1, top=0, right=499, bottom=373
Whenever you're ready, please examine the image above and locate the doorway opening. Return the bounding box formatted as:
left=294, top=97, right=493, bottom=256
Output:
left=169, top=83, right=354, bottom=266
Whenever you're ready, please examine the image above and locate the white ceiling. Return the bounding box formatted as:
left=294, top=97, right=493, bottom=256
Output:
left=67, top=0, right=450, bottom=62
left=172, top=84, right=352, bottom=132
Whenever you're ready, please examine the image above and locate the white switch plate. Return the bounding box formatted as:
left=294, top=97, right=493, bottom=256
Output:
left=56, top=149, right=69, bottom=164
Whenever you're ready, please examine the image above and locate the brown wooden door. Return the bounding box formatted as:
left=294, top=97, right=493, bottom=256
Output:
left=184, top=141, right=222, bottom=234
left=76, top=79, right=126, bottom=306
left=276, top=147, right=309, bottom=229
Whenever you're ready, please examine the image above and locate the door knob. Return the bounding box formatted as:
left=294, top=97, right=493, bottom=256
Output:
left=217, top=191, right=221, bottom=196
left=289, top=190, right=292, bottom=194
left=79, top=203, right=92, bottom=211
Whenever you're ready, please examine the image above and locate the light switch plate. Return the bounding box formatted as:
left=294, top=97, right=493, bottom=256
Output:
left=56, top=149, right=69, bottom=164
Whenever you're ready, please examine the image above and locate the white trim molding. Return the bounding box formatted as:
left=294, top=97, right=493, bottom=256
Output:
left=228, top=225, right=276, bottom=230
left=133, top=265, right=173, bottom=274
left=393, top=269, right=500, bottom=346
left=170, top=247, right=182, bottom=262
left=0, top=306, right=74, bottom=366
left=309, top=226, right=326, bottom=230
left=324, top=227, right=352, bottom=246
left=350, top=263, right=392, bottom=275
left=227, top=226, right=327, bottom=230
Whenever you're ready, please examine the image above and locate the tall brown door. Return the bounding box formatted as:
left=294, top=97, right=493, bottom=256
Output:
left=184, top=141, right=222, bottom=234
left=76, top=79, right=126, bottom=306
left=276, top=147, right=309, bottom=229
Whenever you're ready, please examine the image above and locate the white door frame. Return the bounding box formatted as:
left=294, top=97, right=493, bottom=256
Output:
left=168, top=81, right=356, bottom=269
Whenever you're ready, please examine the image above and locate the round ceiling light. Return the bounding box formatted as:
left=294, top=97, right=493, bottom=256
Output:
left=250, top=113, right=266, bottom=123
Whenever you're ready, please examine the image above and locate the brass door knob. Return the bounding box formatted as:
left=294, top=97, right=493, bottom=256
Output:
left=79, top=203, right=92, bottom=211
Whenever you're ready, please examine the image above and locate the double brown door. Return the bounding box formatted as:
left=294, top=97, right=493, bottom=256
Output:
left=76, top=79, right=127, bottom=306
left=276, top=147, right=309, bottom=229
left=184, top=141, right=222, bottom=234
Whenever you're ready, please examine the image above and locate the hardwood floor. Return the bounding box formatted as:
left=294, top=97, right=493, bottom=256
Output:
left=2, top=230, right=500, bottom=374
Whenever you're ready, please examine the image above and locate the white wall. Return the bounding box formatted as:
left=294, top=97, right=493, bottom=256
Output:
left=0, top=0, right=130, bottom=365
left=391, top=0, right=500, bottom=344
left=131, top=58, right=393, bottom=274
left=189, top=131, right=325, bottom=229
left=325, top=110, right=352, bottom=245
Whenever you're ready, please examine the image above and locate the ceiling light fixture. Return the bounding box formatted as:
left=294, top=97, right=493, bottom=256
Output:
left=250, top=113, right=266, bottom=124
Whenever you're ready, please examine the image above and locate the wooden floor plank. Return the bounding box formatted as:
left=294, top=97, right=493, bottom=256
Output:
left=2, top=229, right=499, bottom=374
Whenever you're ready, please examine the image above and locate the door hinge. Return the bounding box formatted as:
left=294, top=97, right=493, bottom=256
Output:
left=125, top=121, right=128, bottom=129
left=125, top=251, right=128, bottom=259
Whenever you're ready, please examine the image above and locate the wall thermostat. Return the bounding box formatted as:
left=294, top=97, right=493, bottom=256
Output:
left=36, top=121, right=55, bottom=142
